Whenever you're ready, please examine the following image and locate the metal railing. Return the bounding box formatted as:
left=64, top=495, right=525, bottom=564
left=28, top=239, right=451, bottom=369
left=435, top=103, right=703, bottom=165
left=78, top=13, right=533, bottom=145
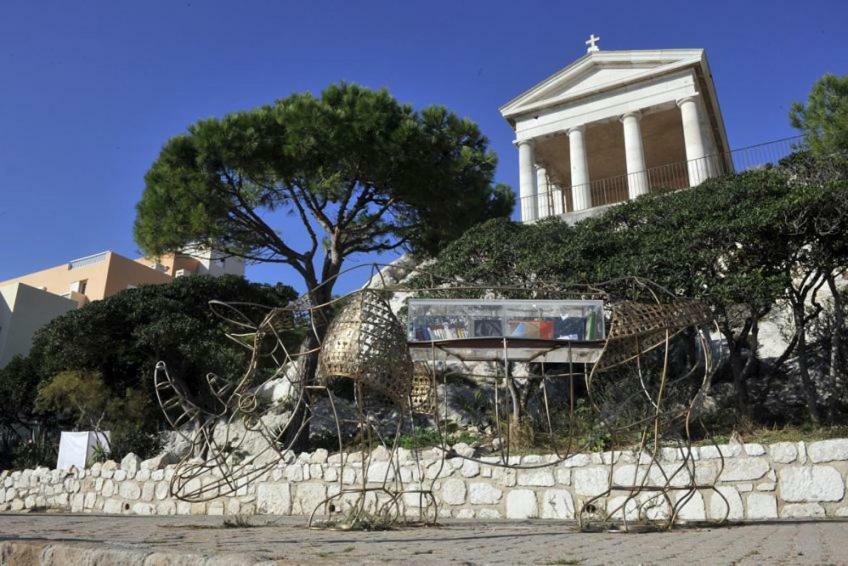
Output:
left=522, top=135, right=802, bottom=221
left=68, top=251, right=109, bottom=270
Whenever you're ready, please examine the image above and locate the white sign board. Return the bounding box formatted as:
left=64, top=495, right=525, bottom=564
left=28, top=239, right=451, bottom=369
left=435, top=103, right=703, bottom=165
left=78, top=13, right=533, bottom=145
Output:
left=56, top=431, right=110, bottom=470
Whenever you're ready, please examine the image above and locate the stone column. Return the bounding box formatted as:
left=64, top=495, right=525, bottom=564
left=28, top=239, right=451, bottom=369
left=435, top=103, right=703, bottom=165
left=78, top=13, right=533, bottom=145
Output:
left=516, top=139, right=538, bottom=221
left=620, top=111, right=649, bottom=199
left=677, top=96, right=708, bottom=186
left=536, top=165, right=550, bottom=218
left=568, top=125, right=591, bottom=211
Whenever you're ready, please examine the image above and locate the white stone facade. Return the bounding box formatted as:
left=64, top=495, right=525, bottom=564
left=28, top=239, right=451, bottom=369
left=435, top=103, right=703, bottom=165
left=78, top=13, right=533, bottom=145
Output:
left=500, top=48, right=731, bottom=223
left=3, top=439, right=848, bottom=521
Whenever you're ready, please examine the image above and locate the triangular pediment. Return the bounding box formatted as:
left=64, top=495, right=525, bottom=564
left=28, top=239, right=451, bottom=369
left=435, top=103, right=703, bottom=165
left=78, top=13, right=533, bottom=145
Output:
left=500, top=49, right=705, bottom=120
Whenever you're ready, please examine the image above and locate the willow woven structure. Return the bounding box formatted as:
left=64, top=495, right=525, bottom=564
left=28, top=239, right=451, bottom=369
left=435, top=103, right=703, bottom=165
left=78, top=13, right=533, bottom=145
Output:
left=317, top=290, right=413, bottom=408
left=410, top=361, right=436, bottom=413
left=594, top=299, right=714, bottom=371
left=154, top=264, right=727, bottom=532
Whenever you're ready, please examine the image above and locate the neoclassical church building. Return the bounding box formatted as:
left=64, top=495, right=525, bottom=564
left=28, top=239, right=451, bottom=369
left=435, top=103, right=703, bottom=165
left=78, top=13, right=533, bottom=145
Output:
left=500, top=36, right=732, bottom=223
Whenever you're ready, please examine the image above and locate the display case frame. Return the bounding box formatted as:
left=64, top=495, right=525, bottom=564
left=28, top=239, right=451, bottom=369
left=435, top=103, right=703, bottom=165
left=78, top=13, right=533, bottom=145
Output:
left=407, top=298, right=607, bottom=363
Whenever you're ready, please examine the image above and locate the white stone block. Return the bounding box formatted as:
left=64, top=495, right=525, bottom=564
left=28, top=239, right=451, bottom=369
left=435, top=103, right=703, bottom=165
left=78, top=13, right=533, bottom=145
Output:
left=517, top=468, right=555, bottom=487
left=700, top=443, right=742, bottom=459
left=324, top=467, right=338, bottom=482
left=141, top=482, right=155, bottom=502
left=103, top=498, right=123, bottom=514
left=674, top=491, right=705, bottom=521
left=606, top=495, right=640, bottom=520
left=341, top=467, right=356, bottom=485
left=140, top=453, right=171, bottom=471
left=562, top=454, right=591, bottom=467
left=452, top=443, right=475, bottom=458
left=468, top=483, right=502, bottom=505
left=367, top=461, right=394, bottom=482
left=118, top=482, right=141, bottom=500
left=205, top=500, right=224, bottom=516
left=695, top=461, right=719, bottom=485
left=611, top=464, right=648, bottom=487
left=440, top=479, right=466, bottom=505
left=156, top=501, right=176, bottom=515
left=70, top=493, right=84, bottom=513
left=746, top=492, right=777, bottom=519
left=541, top=489, right=574, bottom=519
left=256, top=482, right=291, bottom=515
left=155, top=482, right=169, bottom=501
left=709, top=487, right=743, bottom=521
left=477, top=508, right=502, bottom=519
left=455, top=508, right=475, bottom=519
left=370, top=446, right=390, bottom=462
left=296, top=484, right=327, bottom=515
left=781, top=502, right=825, bottom=518
left=452, top=457, right=476, bottom=478
left=120, top=453, right=141, bottom=476
left=744, top=443, right=766, bottom=456
left=797, top=442, right=808, bottom=464
left=718, top=458, right=770, bottom=482
left=309, top=449, right=329, bottom=464
left=573, top=467, right=609, bottom=496
left=807, top=439, right=848, bottom=463
left=284, top=464, right=304, bottom=482
left=779, top=466, right=845, bottom=502
left=505, top=489, right=538, bottom=519
left=768, top=442, right=797, bottom=464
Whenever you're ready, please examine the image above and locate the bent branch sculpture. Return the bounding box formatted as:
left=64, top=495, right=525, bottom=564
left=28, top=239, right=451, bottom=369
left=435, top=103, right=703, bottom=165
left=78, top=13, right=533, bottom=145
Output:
left=155, top=264, right=727, bottom=531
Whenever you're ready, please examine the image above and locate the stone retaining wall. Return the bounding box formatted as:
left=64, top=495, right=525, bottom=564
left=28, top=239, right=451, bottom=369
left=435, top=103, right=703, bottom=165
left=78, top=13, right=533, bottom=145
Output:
left=2, top=439, right=848, bottom=521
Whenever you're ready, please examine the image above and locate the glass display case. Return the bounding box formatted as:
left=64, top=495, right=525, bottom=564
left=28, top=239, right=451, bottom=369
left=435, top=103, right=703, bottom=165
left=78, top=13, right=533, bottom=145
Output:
left=407, top=299, right=605, bottom=343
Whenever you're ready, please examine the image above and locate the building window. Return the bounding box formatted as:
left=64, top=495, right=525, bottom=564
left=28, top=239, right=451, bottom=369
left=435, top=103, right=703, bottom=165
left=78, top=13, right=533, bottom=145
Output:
left=70, top=280, right=87, bottom=295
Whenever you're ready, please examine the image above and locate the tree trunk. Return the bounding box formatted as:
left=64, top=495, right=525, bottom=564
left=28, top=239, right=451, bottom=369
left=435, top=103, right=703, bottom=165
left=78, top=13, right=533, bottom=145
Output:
left=507, top=377, right=521, bottom=426
left=793, top=304, right=822, bottom=424
left=827, top=275, right=846, bottom=396
left=282, top=284, right=332, bottom=453
left=726, top=332, right=752, bottom=417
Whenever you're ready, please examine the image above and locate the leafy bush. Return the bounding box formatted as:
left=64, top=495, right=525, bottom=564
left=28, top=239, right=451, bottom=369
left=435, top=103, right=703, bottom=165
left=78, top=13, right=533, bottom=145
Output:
left=11, top=431, right=56, bottom=470
left=0, top=275, right=298, bottom=466
left=420, top=157, right=848, bottom=425
left=106, top=425, right=161, bottom=461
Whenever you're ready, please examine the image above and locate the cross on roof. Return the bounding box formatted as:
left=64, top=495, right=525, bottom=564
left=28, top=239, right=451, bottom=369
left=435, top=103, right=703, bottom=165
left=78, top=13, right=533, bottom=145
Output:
left=585, top=34, right=600, bottom=53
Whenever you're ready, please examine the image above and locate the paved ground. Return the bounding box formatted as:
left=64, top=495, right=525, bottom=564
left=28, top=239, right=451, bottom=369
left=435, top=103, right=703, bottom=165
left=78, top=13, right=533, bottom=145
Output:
left=1, top=514, right=848, bottom=565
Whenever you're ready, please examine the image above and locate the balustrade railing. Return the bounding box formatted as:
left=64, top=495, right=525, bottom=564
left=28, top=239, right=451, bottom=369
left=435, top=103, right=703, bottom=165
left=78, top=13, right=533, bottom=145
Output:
left=523, top=136, right=802, bottom=221
left=68, top=251, right=109, bottom=270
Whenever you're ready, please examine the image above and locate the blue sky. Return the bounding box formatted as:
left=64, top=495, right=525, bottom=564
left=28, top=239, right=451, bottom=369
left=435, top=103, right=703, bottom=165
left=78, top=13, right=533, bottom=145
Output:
left=1, top=1, right=847, bottom=294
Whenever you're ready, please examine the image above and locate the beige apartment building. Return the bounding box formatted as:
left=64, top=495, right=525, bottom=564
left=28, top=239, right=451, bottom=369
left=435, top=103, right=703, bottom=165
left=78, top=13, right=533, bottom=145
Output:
left=0, top=249, right=245, bottom=367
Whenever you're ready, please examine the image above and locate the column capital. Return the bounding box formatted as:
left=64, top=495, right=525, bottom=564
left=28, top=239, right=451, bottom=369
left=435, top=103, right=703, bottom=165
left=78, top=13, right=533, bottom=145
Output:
left=620, top=110, right=642, bottom=123
left=676, top=94, right=700, bottom=108
left=513, top=138, right=534, bottom=148
left=566, top=124, right=586, bottom=136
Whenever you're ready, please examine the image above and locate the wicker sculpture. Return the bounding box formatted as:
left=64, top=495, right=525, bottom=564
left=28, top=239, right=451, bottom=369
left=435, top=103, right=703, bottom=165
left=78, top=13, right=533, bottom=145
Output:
left=317, top=290, right=414, bottom=408
left=595, top=299, right=713, bottom=371
left=410, top=361, right=436, bottom=413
